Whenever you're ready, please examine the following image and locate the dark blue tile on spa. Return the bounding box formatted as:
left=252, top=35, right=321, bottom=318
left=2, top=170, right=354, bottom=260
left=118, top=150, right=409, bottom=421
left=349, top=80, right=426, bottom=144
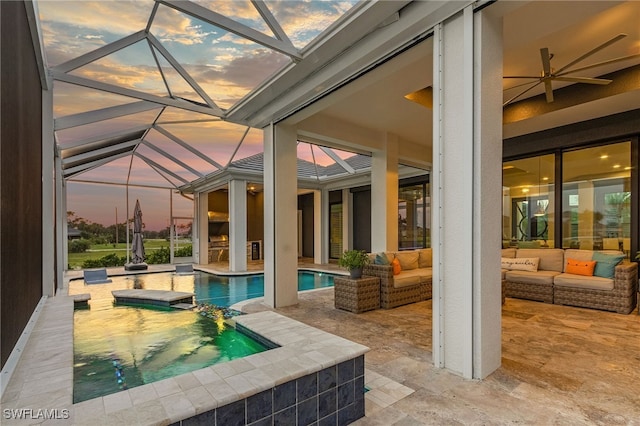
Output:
left=274, top=380, right=296, bottom=412
left=249, top=415, right=273, bottom=426
left=318, top=366, right=336, bottom=393
left=337, top=405, right=358, bottom=426
left=337, top=382, right=354, bottom=409
left=297, top=395, right=318, bottom=426
left=274, top=406, right=296, bottom=426
left=318, top=388, right=336, bottom=419
left=354, top=355, right=364, bottom=378
left=247, top=389, right=273, bottom=423
left=355, top=375, right=365, bottom=401
left=297, top=373, right=318, bottom=401
left=337, top=360, right=354, bottom=385
left=217, top=399, right=245, bottom=426
left=182, top=408, right=216, bottom=426
left=354, top=397, right=365, bottom=419
left=318, top=413, right=337, bottom=426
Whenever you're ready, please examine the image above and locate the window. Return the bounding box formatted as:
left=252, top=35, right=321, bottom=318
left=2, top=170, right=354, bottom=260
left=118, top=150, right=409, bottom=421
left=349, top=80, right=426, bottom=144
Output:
left=502, top=154, right=555, bottom=247
left=562, top=142, right=631, bottom=256
left=398, top=181, right=430, bottom=249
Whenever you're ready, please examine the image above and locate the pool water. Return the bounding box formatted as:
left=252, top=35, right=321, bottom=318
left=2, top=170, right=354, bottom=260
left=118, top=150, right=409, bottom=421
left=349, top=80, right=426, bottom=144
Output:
left=71, top=270, right=336, bottom=403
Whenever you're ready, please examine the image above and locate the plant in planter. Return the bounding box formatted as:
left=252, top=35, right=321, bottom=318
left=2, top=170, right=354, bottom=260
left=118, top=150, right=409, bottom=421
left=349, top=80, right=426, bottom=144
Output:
left=338, top=249, right=371, bottom=279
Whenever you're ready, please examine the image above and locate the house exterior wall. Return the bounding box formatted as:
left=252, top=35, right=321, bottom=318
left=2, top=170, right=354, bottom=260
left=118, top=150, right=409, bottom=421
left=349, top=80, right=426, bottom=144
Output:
left=0, top=1, right=44, bottom=368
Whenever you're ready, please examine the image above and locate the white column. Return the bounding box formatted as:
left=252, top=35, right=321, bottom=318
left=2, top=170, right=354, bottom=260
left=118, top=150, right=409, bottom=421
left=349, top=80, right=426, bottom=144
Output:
left=371, top=134, right=399, bottom=252
left=343, top=188, right=352, bottom=251
left=197, top=191, right=209, bottom=264
left=229, top=179, right=248, bottom=272
left=263, top=123, right=298, bottom=307
left=55, top=153, right=65, bottom=291
left=431, top=6, right=503, bottom=379
left=42, top=89, right=55, bottom=296
left=313, top=190, right=323, bottom=264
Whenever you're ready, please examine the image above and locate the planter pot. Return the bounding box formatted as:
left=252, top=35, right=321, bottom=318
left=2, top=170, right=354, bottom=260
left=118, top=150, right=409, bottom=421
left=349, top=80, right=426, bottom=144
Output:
left=349, top=267, right=363, bottom=279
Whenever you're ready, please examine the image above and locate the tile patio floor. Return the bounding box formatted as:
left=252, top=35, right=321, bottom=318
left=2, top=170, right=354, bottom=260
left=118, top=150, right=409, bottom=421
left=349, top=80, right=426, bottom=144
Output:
left=241, top=289, right=640, bottom=425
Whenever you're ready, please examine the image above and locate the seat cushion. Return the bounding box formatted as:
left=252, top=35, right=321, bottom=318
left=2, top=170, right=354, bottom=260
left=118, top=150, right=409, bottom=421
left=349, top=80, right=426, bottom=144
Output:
left=505, top=270, right=560, bottom=285
left=393, top=269, right=423, bottom=288
left=394, top=251, right=419, bottom=270
left=517, top=248, right=564, bottom=272
left=418, top=248, right=432, bottom=268
left=554, top=273, right=614, bottom=291
left=501, top=269, right=508, bottom=280
left=501, top=248, right=517, bottom=259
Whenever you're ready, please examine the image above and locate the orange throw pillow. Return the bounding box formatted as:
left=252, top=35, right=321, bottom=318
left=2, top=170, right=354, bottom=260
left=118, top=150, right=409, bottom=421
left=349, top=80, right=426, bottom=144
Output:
left=391, top=258, right=402, bottom=275
left=565, top=258, right=596, bottom=276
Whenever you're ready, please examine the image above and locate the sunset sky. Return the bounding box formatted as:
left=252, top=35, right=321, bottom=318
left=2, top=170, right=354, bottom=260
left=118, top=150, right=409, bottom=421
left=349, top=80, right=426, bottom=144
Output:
left=39, top=0, right=359, bottom=230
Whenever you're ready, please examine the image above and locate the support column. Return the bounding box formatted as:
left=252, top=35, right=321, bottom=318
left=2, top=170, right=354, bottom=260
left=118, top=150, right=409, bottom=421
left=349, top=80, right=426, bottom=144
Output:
left=229, top=179, right=247, bottom=272
left=55, top=155, right=65, bottom=291
left=431, top=6, right=503, bottom=379
left=42, top=89, right=54, bottom=296
left=264, top=123, right=298, bottom=307
left=197, top=191, right=209, bottom=264
left=371, top=134, right=399, bottom=252
left=314, top=190, right=324, bottom=264
left=343, top=188, right=352, bottom=251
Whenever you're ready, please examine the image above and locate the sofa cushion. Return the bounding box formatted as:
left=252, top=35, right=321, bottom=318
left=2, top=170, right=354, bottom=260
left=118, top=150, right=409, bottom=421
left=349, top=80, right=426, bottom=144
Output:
left=563, top=249, right=594, bottom=271
left=419, top=269, right=432, bottom=284
left=565, top=258, right=596, bottom=276
left=374, top=252, right=391, bottom=265
left=592, top=252, right=625, bottom=279
left=501, top=248, right=517, bottom=259
left=517, top=248, right=564, bottom=272
left=393, top=269, right=423, bottom=288
left=391, top=258, right=401, bottom=275
left=395, top=251, right=419, bottom=270
left=505, top=270, right=560, bottom=285
left=418, top=248, right=432, bottom=268
left=554, top=273, right=614, bottom=291
left=501, top=269, right=508, bottom=280
left=502, top=257, right=539, bottom=271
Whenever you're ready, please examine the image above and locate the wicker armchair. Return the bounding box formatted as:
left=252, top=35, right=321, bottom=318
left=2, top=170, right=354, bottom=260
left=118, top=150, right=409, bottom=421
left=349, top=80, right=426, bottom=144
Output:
left=362, top=264, right=432, bottom=309
left=553, top=261, right=638, bottom=314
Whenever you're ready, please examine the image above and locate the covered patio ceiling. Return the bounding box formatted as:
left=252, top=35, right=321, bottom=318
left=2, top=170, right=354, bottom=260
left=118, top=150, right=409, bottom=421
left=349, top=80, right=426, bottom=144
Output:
left=34, top=1, right=640, bottom=190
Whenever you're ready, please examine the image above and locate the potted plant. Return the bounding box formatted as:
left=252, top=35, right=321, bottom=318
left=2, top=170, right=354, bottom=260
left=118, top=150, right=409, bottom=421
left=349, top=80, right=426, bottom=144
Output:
left=338, top=249, right=371, bottom=279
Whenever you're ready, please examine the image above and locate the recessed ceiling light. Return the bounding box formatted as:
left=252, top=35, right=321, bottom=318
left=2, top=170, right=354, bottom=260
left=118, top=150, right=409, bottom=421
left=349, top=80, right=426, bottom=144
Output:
left=522, top=188, right=529, bottom=193
left=624, top=166, right=632, bottom=170
left=542, top=177, right=549, bottom=181
left=600, top=155, right=609, bottom=159
left=613, top=164, right=621, bottom=169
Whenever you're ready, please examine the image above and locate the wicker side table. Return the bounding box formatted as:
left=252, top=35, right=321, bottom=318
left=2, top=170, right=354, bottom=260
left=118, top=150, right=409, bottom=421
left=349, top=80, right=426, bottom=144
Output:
left=334, top=276, right=381, bottom=313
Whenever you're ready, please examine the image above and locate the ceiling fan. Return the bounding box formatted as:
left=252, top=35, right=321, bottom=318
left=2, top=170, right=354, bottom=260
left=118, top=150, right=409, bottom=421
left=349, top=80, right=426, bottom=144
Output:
left=503, top=33, right=640, bottom=106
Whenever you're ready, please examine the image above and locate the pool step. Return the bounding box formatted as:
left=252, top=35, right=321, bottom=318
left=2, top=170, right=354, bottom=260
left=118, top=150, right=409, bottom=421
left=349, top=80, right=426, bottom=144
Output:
left=172, top=303, right=196, bottom=310
left=112, top=289, right=195, bottom=307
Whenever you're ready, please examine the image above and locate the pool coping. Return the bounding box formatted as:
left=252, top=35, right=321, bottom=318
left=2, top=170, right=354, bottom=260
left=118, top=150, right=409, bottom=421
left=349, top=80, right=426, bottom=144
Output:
left=0, top=294, right=368, bottom=425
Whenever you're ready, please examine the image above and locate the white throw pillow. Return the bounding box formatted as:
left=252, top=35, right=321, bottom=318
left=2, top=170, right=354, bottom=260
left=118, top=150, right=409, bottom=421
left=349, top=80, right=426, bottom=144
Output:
left=501, top=257, right=539, bottom=272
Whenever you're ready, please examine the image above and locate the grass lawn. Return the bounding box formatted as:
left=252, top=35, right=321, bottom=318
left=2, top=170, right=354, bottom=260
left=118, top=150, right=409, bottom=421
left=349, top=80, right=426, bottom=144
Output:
left=68, top=239, right=172, bottom=269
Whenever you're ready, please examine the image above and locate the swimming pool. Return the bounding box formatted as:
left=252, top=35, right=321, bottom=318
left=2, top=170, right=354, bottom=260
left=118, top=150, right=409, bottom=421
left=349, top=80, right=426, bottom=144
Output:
left=70, top=270, right=337, bottom=403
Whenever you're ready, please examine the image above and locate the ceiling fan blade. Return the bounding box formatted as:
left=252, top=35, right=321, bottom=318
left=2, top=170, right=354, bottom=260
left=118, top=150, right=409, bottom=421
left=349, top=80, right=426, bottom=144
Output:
left=506, top=78, right=544, bottom=90
left=555, top=33, right=627, bottom=74
left=503, top=80, right=542, bottom=107
left=503, top=76, right=542, bottom=79
left=544, top=80, right=554, bottom=103
left=540, top=47, right=552, bottom=75
left=556, top=52, right=640, bottom=77
left=553, top=76, right=612, bottom=85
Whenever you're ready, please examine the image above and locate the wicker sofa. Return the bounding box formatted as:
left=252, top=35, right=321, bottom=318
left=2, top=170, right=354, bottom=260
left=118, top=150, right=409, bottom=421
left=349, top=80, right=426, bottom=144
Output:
left=502, top=247, right=638, bottom=314
left=363, top=249, right=432, bottom=309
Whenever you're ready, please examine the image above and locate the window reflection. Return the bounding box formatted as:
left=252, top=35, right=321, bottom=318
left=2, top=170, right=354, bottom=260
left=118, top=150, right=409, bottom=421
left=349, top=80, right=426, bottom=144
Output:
left=398, top=182, right=430, bottom=249
left=562, top=142, right=631, bottom=256
left=502, top=154, right=555, bottom=248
